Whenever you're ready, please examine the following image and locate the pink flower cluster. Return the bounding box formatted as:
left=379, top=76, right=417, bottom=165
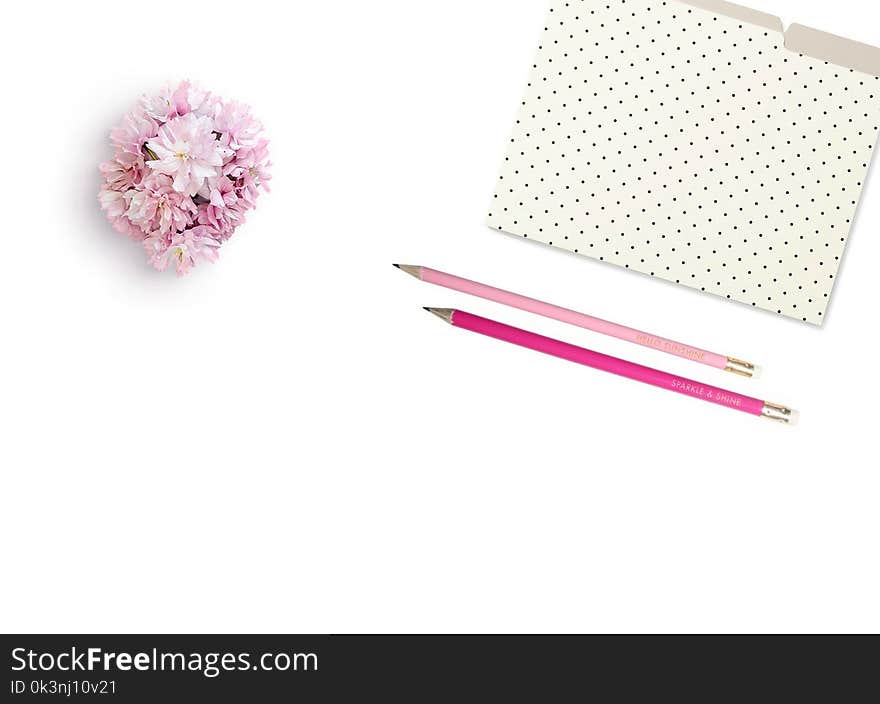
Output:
left=99, top=81, right=271, bottom=274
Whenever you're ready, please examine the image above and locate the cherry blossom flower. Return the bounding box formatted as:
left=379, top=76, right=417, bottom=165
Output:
left=125, top=173, right=197, bottom=235
left=146, top=113, right=229, bottom=196
left=144, top=227, right=221, bottom=275
left=196, top=177, right=243, bottom=239
left=98, top=81, right=270, bottom=274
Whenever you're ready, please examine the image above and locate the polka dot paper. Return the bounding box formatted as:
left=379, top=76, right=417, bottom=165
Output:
left=489, top=0, right=880, bottom=324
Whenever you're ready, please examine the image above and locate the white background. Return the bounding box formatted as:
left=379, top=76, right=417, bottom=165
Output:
left=1, top=0, right=878, bottom=634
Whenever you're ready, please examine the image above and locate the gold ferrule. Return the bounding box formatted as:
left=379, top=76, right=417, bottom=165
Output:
left=725, top=356, right=756, bottom=378
left=761, top=401, right=798, bottom=425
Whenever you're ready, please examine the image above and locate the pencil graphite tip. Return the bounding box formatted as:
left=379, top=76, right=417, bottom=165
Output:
left=424, top=307, right=455, bottom=324
left=393, top=264, right=422, bottom=280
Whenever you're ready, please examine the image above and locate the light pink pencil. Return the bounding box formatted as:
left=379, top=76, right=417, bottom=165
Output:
left=425, top=308, right=795, bottom=423
left=395, top=264, right=757, bottom=377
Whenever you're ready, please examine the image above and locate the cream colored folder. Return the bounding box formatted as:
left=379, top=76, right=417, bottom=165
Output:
left=489, top=0, right=880, bottom=324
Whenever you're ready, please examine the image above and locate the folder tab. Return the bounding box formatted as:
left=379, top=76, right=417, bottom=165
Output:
left=682, top=1, right=880, bottom=76
left=680, top=0, right=782, bottom=33
left=784, top=24, right=880, bottom=77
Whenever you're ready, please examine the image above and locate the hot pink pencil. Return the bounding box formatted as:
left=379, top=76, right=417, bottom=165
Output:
left=425, top=308, right=795, bottom=423
left=396, top=264, right=756, bottom=377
